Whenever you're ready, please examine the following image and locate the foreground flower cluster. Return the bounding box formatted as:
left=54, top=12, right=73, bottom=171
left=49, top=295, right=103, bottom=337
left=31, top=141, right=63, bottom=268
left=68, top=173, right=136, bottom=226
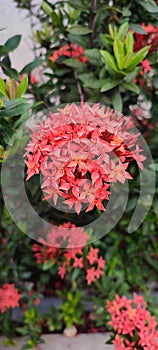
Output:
left=25, top=103, right=145, bottom=214
left=107, top=294, right=158, bottom=350
left=32, top=223, right=105, bottom=285
left=0, top=284, right=21, bottom=313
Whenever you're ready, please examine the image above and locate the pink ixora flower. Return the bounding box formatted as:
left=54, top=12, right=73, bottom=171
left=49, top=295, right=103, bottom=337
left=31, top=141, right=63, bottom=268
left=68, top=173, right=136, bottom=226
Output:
left=32, top=222, right=105, bottom=285
left=25, top=102, right=146, bottom=215
left=0, top=284, right=21, bottom=313
left=106, top=293, right=158, bottom=350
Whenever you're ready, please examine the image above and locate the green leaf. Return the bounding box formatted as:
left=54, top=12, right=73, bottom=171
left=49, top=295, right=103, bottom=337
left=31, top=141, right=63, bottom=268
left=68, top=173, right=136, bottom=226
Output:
left=41, top=1, right=53, bottom=16
left=122, top=81, right=140, bottom=94
left=101, top=79, right=120, bottom=92
left=5, top=35, right=21, bottom=51
left=113, top=37, right=125, bottom=70
left=42, top=260, right=53, bottom=270
left=149, top=163, right=158, bottom=172
left=67, top=4, right=80, bottom=20
left=17, top=76, right=28, bottom=97
left=137, top=0, right=158, bottom=13
left=124, top=67, right=140, bottom=82
left=0, top=78, right=9, bottom=98
left=129, top=23, right=147, bottom=34
left=125, top=32, right=134, bottom=54
left=64, top=0, right=89, bottom=12
left=4, top=97, right=26, bottom=109
left=100, top=50, right=120, bottom=73
left=2, top=66, right=19, bottom=80
left=67, top=25, right=93, bottom=35
left=118, top=22, right=129, bottom=39
left=0, top=99, right=31, bottom=117
left=63, top=58, right=85, bottom=70
left=100, top=34, right=113, bottom=48
left=125, top=46, right=150, bottom=71
left=122, top=6, right=131, bottom=17
left=67, top=34, right=88, bottom=48
left=84, top=48, right=100, bottom=61
left=0, top=45, right=11, bottom=56
left=112, top=89, right=122, bottom=112
left=14, top=110, right=30, bottom=129
left=21, top=58, right=43, bottom=74
left=51, top=11, right=60, bottom=26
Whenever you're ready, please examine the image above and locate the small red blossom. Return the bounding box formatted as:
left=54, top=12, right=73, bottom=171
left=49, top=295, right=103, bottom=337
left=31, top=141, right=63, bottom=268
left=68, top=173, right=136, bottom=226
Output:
left=86, top=267, right=96, bottom=285
left=140, top=59, right=152, bottom=73
left=86, top=247, right=99, bottom=264
left=30, top=73, right=38, bottom=85
left=0, top=284, right=21, bottom=313
left=49, top=43, right=87, bottom=63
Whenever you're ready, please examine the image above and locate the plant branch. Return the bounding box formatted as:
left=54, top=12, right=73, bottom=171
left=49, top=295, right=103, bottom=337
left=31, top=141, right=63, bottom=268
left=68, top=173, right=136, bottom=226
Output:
left=89, top=0, right=97, bottom=48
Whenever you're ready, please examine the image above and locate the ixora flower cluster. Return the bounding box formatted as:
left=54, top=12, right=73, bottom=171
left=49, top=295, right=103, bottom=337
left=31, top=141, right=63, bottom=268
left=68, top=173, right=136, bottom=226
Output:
left=107, top=294, right=158, bottom=350
left=0, top=283, right=21, bottom=313
left=49, top=43, right=87, bottom=63
left=134, top=23, right=158, bottom=54
left=32, top=223, right=105, bottom=285
left=25, top=102, right=146, bottom=215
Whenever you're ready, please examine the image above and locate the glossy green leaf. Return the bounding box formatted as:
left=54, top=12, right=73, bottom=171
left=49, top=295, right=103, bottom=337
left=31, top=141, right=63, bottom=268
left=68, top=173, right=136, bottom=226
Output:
left=122, top=81, right=140, bottom=94
left=21, top=58, right=43, bottom=74
left=113, top=37, right=125, bottom=70
left=42, top=260, right=53, bottom=270
left=63, top=58, right=85, bottom=69
left=125, top=46, right=150, bottom=71
left=125, top=32, right=134, bottom=54
left=1, top=66, right=19, bottom=80
left=0, top=98, right=31, bottom=117
left=51, top=11, right=60, bottom=26
left=100, top=34, right=113, bottom=48
left=129, top=23, right=147, bottom=34
left=0, top=45, right=11, bottom=56
left=101, top=79, right=120, bottom=92
left=14, top=110, right=30, bottom=129
left=124, top=67, right=140, bottom=82
left=41, top=1, right=53, bottom=16
left=137, top=0, right=158, bottom=13
left=0, top=78, right=9, bottom=98
left=100, top=50, right=120, bottom=73
left=67, top=25, right=92, bottom=35
left=118, top=22, right=129, bottom=39
left=17, top=76, right=28, bottom=97
left=85, top=48, right=100, bottom=61
left=112, top=89, right=122, bottom=112
left=5, top=35, right=21, bottom=51
left=68, top=34, right=88, bottom=48
left=64, top=0, right=88, bottom=12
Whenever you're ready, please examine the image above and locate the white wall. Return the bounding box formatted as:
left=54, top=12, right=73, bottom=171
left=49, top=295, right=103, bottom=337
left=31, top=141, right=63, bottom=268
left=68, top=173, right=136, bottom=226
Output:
left=0, top=0, right=41, bottom=72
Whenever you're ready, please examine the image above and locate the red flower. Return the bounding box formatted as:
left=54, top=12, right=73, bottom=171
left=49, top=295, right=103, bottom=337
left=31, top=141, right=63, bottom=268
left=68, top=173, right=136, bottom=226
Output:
left=30, top=73, right=38, bottom=85
left=0, top=284, right=21, bottom=313
left=25, top=102, right=145, bottom=215
left=49, top=43, right=87, bottom=63
left=134, top=23, right=158, bottom=54
left=140, top=59, right=152, bottom=74
left=86, top=267, right=96, bottom=285
left=107, top=293, right=158, bottom=349
left=86, top=247, right=99, bottom=264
